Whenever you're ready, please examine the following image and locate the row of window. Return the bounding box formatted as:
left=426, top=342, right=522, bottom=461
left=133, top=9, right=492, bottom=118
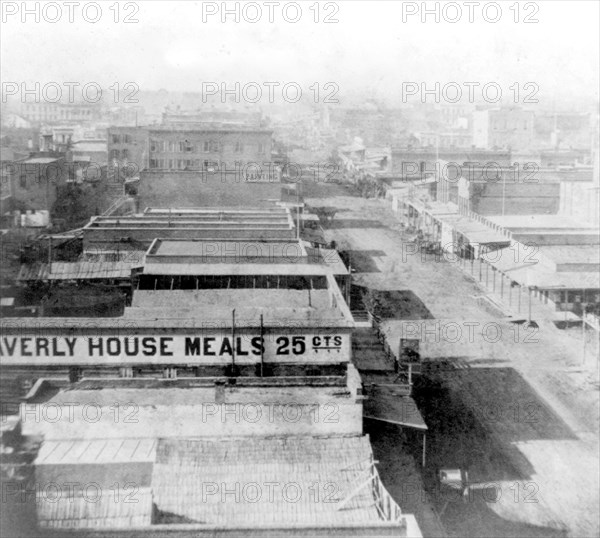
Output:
left=111, top=134, right=134, bottom=144
left=555, top=291, right=600, bottom=304
left=149, top=140, right=265, bottom=154
left=493, top=120, right=529, bottom=131
left=149, top=159, right=214, bottom=170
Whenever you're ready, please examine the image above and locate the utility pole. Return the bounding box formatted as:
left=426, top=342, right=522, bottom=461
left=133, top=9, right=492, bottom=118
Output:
left=501, top=171, right=506, bottom=216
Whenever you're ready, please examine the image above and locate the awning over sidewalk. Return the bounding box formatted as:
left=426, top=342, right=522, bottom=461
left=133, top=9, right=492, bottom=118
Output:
left=363, top=386, right=427, bottom=431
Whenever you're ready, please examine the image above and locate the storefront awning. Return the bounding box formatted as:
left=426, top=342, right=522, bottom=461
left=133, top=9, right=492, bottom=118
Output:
left=363, top=386, right=427, bottom=430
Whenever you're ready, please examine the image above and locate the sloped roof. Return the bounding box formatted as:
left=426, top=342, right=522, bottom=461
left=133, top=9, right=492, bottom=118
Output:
left=35, top=439, right=157, bottom=465
left=152, top=436, right=397, bottom=527
left=35, top=439, right=156, bottom=529
left=17, top=261, right=140, bottom=281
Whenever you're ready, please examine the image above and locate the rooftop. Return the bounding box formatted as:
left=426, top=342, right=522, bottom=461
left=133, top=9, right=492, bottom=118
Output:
left=538, top=245, right=600, bottom=266
left=40, top=382, right=358, bottom=408
left=36, top=438, right=157, bottom=465
left=17, top=261, right=139, bottom=282
left=18, top=157, right=60, bottom=164
left=33, top=435, right=416, bottom=534
left=486, top=214, right=596, bottom=230
left=148, top=239, right=305, bottom=258
left=152, top=436, right=403, bottom=527
left=485, top=246, right=600, bottom=289
left=143, top=240, right=348, bottom=276
left=130, top=289, right=333, bottom=310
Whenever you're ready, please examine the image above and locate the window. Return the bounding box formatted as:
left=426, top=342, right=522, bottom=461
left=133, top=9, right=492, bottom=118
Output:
left=150, top=140, right=159, bottom=152
left=122, top=149, right=129, bottom=159
left=150, top=159, right=158, bottom=169
left=110, top=149, right=120, bottom=160
left=234, top=141, right=243, bottom=153
left=111, top=134, right=121, bottom=144
left=204, top=140, right=220, bottom=153
left=19, top=175, right=27, bottom=189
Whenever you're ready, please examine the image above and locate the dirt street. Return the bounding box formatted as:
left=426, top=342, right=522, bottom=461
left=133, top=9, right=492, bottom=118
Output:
left=306, top=184, right=600, bottom=538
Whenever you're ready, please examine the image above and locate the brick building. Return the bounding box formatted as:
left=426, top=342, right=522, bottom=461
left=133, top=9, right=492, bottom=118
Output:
left=107, top=125, right=274, bottom=175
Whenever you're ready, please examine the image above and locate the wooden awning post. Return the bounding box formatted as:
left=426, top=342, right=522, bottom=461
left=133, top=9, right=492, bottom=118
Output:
left=260, top=314, right=264, bottom=377
left=231, top=309, right=236, bottom=368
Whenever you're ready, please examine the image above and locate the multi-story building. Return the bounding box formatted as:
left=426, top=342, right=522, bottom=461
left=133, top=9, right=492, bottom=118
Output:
left=19, top=102, right=103, bottom=124
left=107, top=125, right=149, bottom=169
left=107, top=125, right=273, bottom=175
left=413, top=129, right=472, bottom=149
left=472, top=107, right=535, bottom=150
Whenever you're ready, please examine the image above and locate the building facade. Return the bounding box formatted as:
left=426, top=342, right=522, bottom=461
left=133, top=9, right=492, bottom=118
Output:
left=472, top=107, right=535, bottom=150
left=107, top=125, right=274, bottom=176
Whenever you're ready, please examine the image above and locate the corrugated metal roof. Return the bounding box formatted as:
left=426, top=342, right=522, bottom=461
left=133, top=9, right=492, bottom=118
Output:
left=37, top=488, right=153, bottom=529
left=17, top=261, right=139, bottom=281
left=35, top=439, right=157, bottom=465
left=152, top=436, right=398, bottom=526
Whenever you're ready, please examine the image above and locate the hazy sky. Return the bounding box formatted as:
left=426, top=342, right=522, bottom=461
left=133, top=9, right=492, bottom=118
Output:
left=1, top=1, right=599, bottom=108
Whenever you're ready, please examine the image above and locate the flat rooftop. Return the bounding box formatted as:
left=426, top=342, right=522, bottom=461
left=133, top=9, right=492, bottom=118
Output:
left=124, top=286, right=352, bottom=324
left=86, top=208, right=294, bottom=227
left=126, top=289, right=349, bottom=322
left=40, top=382, right=358, bottom=408
left=538, top=245, right=600, bottom=266
left=486, top=214, right=597, bottom=230
left=485, top=246, right=600, bottom=289
left=0, top=313, right=353, bottom=330
left=144, top=207, right=290, bottom=215
left=142, top=239, right=348, bottom=276
left=148, top=239, right=306, bottom=258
